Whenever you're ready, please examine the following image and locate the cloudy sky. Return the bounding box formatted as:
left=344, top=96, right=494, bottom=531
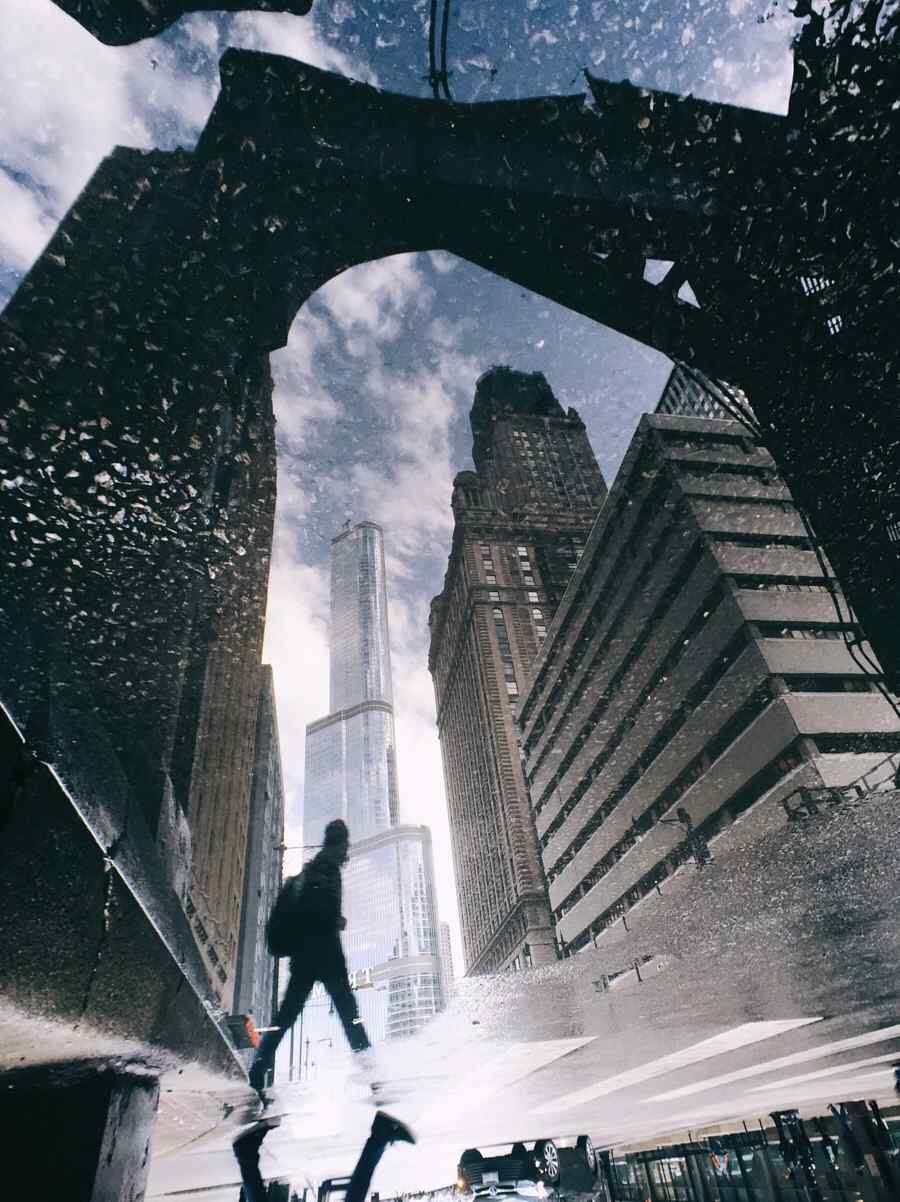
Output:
left=0, top=0, right=798, bottom=968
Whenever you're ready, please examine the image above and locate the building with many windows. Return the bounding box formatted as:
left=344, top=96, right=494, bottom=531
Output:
left=656, top=362, right=756, bottom=423
left=233, top=666, right=285, bottom=1030
left=304, top=521, right=399, bottom=845
left=517, top=412, right=900, bottom=956
left=301, top=521, right=443, bottom=1051
left=439, top=920, right=456, bottom=1003
left=429, top=367, right=607, bottom=974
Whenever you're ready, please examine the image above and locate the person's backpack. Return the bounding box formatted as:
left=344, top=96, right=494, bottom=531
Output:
left=265, top=871, right=306, bottom=957
left=265, top=859, right=338, bottom=955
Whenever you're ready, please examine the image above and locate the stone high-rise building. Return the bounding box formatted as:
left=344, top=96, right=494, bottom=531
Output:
left=428, top=367, right=607, bottom=974
left=234, top=666, right=285, bottom=1028
left=657, top=362, right=756, bottom=423
left=0, top=147, right=278, bottom=1008
left=518, top=412, right=900, bottom=956
left=439, top=920, right=455, bottom=1003
left=302, top=521, right=443, bottom=1046
left=181, top=365, right=277, bottom=1005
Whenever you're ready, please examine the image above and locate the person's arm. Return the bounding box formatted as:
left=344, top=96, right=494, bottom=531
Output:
left=310, top=858, right=342, bottom=931
left=331, top=861, right=345, bottom=930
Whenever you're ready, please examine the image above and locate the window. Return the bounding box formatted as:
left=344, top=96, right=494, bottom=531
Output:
left=732, top=574, right=831, bottom=593
left=506, top=682, right=519, bottom=696
left=782, top=675, right=877, bottom=693
left=536, top=626, right=547, bottom=638
left=532, top=608, right=543, bottom=619
left=757, top=622, right=854, bottom=641
left=814, top=733, right=900, bottom=754
left=492, top=608, right=503, bottom=619
left=524, top=575, right=535, bottom=585
left=489, top=590, right=500, bottom=601
left=517, top=546, right=528, bottom=556
left=527, top=591, right=539, bottom=602
left=486, top=574, right=496, bottom=584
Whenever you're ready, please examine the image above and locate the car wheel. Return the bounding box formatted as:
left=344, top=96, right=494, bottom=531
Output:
left=533, top=1140, right=560, bottom=1186
left=576, top=1135, right=597, bottom=1176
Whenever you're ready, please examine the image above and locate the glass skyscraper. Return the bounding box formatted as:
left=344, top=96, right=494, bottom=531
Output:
left=300, top=521, right=443, bottom=1058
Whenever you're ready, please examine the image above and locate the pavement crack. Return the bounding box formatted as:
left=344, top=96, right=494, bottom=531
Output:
left=76, top=853, right=117, bottom=1024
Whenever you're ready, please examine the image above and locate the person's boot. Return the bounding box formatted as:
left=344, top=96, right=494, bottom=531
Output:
left=248, top=1055, right=272, bottom=1096
left=351, top=1047, right=393, bottom=1104
left=371, top=1110, right=416, bottom=1145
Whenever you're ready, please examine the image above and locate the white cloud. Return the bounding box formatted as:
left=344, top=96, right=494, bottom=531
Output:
left=317, top=254, right=433, bottom=350
left=270, top=315, right=342, bottom=449
left=0, top=170, right=56, bottom=269
left=0, top=3, right=218, bottom=202
left=428, top=251, right=457, bottom=275
left=708, top=12, right=799, bottom=115
left=228, top=10, right=377, bottom=84
left=262, top=264, right=469, bottom=954
left=0, top=0, right=375, bottom=291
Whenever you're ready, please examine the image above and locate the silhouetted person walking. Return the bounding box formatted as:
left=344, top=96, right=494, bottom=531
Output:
left=250, top=819, right=370, bottom=1094
left=234, top=1109, right=415, bottom=1202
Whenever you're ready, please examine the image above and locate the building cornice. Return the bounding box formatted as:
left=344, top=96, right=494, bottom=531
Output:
left=305, top=699, right=394, bottom=735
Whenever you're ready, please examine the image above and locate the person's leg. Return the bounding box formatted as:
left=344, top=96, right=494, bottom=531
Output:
left=233, top=1117, right=280, bottom=1202
left=249, top=960, right=315, bottom=1091
left=321, top=939, right=371, bottom=1053
left=345, top=1112, right=415, bottom=1202
left=322, top=971, right=370, bottom=1052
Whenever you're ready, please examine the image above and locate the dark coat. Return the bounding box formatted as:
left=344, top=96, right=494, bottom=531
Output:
left=299, top=848, right=343, bottom=933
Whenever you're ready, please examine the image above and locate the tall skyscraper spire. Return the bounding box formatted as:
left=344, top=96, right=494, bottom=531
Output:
left=301, top=522, right=443, bottom=1053
left=304, top=522, right=399, bottom=845
left=329, top=520, right=394, bottom=710
left=429, top=367, right=607, bottom=975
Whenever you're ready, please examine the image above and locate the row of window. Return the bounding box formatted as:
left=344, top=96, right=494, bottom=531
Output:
left=524, top=501, right=684, bottom=768
left=563, top=730, right=900, bottom=952
left=731, top=574, right=831, bottom=592
left=479, top=542, right=537, bottom=588
left=711, top=531, right=814, bottom=550
left=538, top=580, right=732, bottom=849
left=546, top=623, right=749, bottom=886
left=673, top=459, right=778, bottom=484
left=782, top=674, right=883, bottom=693
left=564, top=741, right=805, bottom=953
left=527, top=534, right=705, bottom=791
left=553, top=678, right=774, bottom=916
left=518, top=454, right=672, bottom=726
left=756, top=621, right=857, bottom=641
left=520, top=428, right=770, bottom=727
left=538, top=615, right=876, bottom=861
left=492, top=607, right=519, bottom=699
left=525, top=556, right=836, bottom=785
left=660, top=429, right=759, bottom=453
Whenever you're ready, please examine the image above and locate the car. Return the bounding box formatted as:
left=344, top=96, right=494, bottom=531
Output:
left=317, top=1176, right=352, bottom=1202
left=456, top=1136, right=598, bottom=1197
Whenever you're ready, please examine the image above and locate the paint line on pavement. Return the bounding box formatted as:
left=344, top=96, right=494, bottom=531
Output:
left=534, top=1019, right=821, bottom=1114
left=748, top=1050, right=900, bottom=1092
left=645, top=1021, right=900, bottom=1103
